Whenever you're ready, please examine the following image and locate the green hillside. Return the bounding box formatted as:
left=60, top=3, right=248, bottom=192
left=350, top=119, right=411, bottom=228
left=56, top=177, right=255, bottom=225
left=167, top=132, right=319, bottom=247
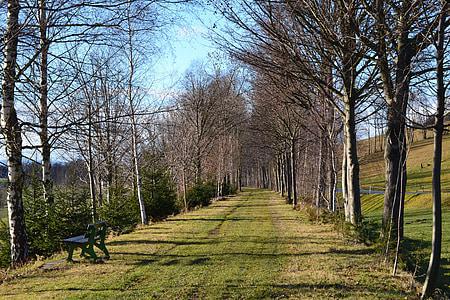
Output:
left=360, top=134, right=450, bottom=197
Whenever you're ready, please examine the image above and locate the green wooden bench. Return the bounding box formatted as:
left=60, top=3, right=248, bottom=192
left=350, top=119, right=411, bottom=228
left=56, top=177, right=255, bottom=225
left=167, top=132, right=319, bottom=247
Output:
left=63, top=221, right=110, bottom=262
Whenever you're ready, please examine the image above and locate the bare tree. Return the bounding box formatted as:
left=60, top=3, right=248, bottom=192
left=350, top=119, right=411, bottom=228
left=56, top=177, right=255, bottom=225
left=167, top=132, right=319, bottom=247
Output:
left=422, top=2, right=448, bottom=297
left=1, top=0, right=29, bottom=267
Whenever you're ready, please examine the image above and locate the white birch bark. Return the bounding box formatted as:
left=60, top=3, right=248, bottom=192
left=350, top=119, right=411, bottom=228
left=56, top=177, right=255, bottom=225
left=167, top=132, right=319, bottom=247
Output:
left=1, top=0, right=29, bottom=267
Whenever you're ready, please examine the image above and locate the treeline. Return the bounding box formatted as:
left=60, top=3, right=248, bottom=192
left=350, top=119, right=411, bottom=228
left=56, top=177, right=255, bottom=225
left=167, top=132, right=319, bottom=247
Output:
left=207, top=0, right=449, bottom=298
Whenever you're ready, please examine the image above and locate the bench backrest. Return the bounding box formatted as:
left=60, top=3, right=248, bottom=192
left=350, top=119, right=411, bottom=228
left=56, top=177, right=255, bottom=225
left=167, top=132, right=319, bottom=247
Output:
left=84, top=221, right=107, bottom=243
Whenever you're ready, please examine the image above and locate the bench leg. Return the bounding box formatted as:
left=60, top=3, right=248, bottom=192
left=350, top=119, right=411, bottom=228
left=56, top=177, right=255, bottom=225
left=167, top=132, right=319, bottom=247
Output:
left=95, top=241, right=110, bottom=259
left=67, top=245, right=75, bottom=262
left=84, top=244, right=97, bottom=261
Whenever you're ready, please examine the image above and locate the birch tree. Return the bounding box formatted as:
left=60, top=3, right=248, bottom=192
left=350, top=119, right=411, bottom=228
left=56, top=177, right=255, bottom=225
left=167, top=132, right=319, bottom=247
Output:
left=1, top=0, right=29, bottom=267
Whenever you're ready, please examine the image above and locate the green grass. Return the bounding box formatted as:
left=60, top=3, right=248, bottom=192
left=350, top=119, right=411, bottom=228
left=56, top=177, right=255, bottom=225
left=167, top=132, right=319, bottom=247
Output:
left=362, top=195, right=450, bottom=294
left=0, top=189, right=415, bottom=299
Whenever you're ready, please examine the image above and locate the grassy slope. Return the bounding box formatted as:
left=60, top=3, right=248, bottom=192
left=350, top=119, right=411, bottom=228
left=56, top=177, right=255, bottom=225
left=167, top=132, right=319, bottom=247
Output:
left=359, top=135, right=450, bottom=196
left=359, top=135, right=450, bottom=294
left=0, top=189, right=415, bottom=299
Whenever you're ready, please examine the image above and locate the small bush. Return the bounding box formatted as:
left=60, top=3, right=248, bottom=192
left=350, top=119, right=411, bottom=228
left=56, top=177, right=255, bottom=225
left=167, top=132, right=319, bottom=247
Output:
left=285, top=196, right=292, bottom=205
left=0, top=220, right=10, bottom=267
left=99, top=188, right=139, bottom=234
left=24, top=186, right=92, bottom=258
left=305, top=206, right=336, bottom=224
left=306, top=205, right=381, bottom=245
left=141, top=168, right=179, bottom=221
left=186, top=181, right=216, bottom=208
left=333, top=214, right=381, bottom=245
left=221, top=182, right=237, bottom=196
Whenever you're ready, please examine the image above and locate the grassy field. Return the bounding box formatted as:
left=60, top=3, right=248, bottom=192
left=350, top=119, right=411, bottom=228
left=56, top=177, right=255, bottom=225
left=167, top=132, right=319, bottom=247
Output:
left=0, top=189, right=415, bottom=299
left=359, top=134, right=450, bottom=295
left=359, top=135, right=450, bottom=195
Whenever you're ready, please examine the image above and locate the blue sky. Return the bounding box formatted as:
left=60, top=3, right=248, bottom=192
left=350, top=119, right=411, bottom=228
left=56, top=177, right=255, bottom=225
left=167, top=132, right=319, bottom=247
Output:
left=149, top=6, right=220, bottom=98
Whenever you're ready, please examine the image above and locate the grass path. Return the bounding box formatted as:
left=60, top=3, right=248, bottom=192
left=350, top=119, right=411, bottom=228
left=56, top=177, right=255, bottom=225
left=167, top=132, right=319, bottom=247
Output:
left=0, top=189, right=415, bottom=299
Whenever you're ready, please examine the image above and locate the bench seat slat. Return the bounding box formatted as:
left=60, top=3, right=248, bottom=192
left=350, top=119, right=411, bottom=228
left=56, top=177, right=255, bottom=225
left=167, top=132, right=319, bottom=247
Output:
left=63, top=235, right=88, bottom=244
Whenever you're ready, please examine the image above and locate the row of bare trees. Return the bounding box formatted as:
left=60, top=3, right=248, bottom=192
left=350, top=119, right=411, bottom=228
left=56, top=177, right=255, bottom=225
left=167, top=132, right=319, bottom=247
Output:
left=163, top=64, right=246, bottom=210
left=207, top=0, right=449, bottom=297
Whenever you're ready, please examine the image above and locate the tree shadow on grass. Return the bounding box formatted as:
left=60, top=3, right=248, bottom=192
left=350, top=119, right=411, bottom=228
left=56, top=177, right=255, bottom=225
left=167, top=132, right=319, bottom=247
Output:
left=269, top=282, right=411, bottom=297
left=134, top=259, right=157, bottom=266
left=2, top=281, right=411, bottom=298
left=438, top=258, right=450, bottom=295
left=165, top=218, right=226, bottom=222
left=401, top=237, right=441, bottom=287
left=109, top=236, right=362, bottom=250
left=137, top=256, right=210, bottom=267
left=328, top=247, right=375, bottom=255
left=114, top=246, right=377, bottom=262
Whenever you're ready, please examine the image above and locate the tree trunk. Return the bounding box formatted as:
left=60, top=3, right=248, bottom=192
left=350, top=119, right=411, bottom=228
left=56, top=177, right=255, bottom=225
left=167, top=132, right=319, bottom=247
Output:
left=237, top=167, right=242, bottom=191
left=131, top=116, right=147, bottom=225
left=281, top=156, right=286, bottom=196
left=1, top=0, right=29, bottom=267
left=329, top=144, right=337, bottom=212
left=316, top=135, right=323, bottom=208
left=374, top=118, right=378, bottom=152
left=195, top=148, right=202, bottom=183
left=302, top=146, right=308, bottom=196
left=97, top=175, right=103, bottom=207
left=341, top=137, right=348, bottom=214
left=340, top=3, right=361, bottom=225
left=343, top=100, right=361, bottom=225
left=421, top=6, right=446, bottom=297
left=291, top=139, right=298, bottom=207
left=182, top=167, right=188, bottom=212
left=377, top=2, right=412, bottom=242
left=285, top=152, right=292, bottom=203
left=383, top=101, right=407, bottom=240
left=273, top=164, right=277, bottom=191
left=87, top=103, right=97, bottom=222
left=127, top=17, right=147, bottom=225
left=39, top=0, right=53, bottom=206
